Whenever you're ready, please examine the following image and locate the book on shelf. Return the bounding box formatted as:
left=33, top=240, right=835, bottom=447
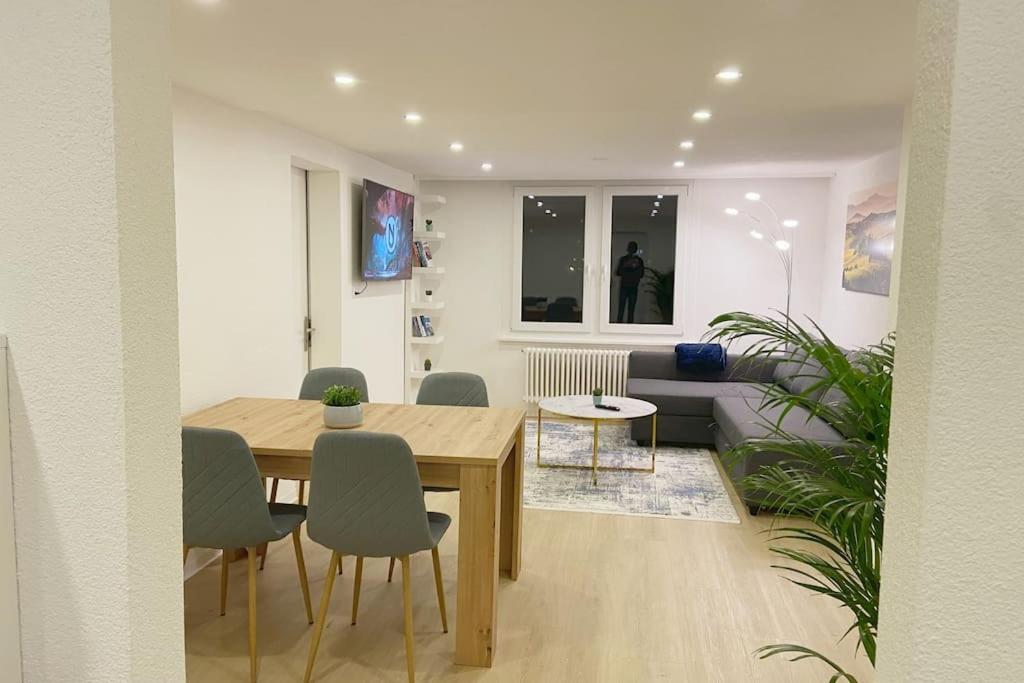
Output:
left=419, top=315, right=435, bottom=336
left=412, top=240, right=432, bottom=267
left=411, top=316, right=425, bottom=337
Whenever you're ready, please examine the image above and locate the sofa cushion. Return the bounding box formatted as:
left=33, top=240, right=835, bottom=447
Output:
left=772, top=349, right=829, bottom=399
left=713, top=396, right=845, bottom=447
left=628, top=378, right=767, bottom=417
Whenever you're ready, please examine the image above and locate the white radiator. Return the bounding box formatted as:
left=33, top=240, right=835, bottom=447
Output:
left=523, top=347, right=631, bottom=403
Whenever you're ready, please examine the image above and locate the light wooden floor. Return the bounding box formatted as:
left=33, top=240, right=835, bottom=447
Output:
left=185, top=463, right=874, bottom=682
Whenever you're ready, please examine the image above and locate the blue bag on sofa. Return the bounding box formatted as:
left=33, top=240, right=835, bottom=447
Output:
left=674, top=343, right=726, bottom=373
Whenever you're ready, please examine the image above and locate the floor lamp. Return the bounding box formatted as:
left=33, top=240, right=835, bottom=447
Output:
left=724, top=192, right=800, bottom=323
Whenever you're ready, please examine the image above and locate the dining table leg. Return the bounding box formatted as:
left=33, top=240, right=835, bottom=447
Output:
left=456, top=463, right=500, bottom=667
left=499, top=423, right=524, bottom=579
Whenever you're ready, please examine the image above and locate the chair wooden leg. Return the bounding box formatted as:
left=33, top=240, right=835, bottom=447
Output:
left=247, top=547, right=259, bottom=683
left=400, top=555, right=415, bottom=683
left=183, top=545, right=190, bottom=566
left=388, top=557, right=396, bottom=583
left=298, top=480, right=306, bottom=505
left=430, top=547, right=448, bottom=633
left=351, top=556, right=364, bottom=625
left=304, top=551, right=340, bottom=683
left=259, top=542, right=269, bottom=571
left=220, top=550, right=230, bottom=616
left=292, top=530, right=313, bottom=624
left=269, top=478, right=279, bottom=503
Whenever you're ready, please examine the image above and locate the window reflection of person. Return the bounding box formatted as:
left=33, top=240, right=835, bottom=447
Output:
left=615, top=241, right=645, bottom=323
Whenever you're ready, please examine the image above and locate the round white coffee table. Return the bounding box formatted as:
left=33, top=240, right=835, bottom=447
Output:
left=536, top=394, right=658, bottom=486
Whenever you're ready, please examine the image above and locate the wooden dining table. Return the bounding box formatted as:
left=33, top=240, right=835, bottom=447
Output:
left=183, top=397, right=526, bottom=668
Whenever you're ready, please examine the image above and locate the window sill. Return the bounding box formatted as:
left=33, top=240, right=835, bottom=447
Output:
left=498, top=333, right=682, bottom=348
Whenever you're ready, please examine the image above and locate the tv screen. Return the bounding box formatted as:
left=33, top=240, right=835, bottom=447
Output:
left=362, top=179, right=415, bottom=280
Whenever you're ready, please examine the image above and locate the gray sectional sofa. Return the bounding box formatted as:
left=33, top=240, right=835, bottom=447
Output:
left=626, top=350, right=846, bottom=514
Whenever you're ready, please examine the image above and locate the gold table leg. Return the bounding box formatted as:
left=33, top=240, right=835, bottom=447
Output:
left=534, top=410, right=657, bottom=481
left=536, top=408, right=542, bottom=466
left=651, top=412, right=657, bottom=473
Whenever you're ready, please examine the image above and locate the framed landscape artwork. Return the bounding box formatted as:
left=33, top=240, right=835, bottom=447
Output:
left=843, top=181, right=898, bottom=296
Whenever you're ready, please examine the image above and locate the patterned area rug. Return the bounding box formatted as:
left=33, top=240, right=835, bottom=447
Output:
left=523, top=419, right=740, bottom=524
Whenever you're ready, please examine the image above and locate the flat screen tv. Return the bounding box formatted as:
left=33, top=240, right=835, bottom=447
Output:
left=362, top=178, right=415, bottom=280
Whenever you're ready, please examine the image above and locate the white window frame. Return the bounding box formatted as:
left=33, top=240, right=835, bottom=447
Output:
left=511, top=186, right=598, bottom=333
left=599, top=185, right=689, bottom=335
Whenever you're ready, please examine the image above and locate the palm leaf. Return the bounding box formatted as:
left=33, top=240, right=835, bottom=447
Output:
left=708, top=311, right=891, bottom=674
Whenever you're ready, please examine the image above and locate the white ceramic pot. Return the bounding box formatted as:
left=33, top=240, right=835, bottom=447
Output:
left=324, top=404, right=363, bottom=429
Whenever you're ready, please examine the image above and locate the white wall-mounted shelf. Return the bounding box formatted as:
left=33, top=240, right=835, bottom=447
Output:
left=407, top=194, right=448, bottom=402
left=410, top=335, right=444, bottom=346
left=409, top=368, right=444, bottom=380
left=411, top=301, right=444, bottom=311
left=413, top=266, right=445, bottom=276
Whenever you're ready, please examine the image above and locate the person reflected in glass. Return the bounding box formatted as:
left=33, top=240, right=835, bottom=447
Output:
left=615, top=240, right=645, bottom=323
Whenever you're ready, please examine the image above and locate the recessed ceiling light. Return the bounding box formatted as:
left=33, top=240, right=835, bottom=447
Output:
left=782, top=219, right=799, bottom=228
left=652, top=209, right=659, bottom=214
left=528, top=195, right=535, bottom=199
left=404, top=112, right=423, bottom=124
left=333, top=73, right=357, bottom=87
left=449, top=141, right=464, bottom=152
left=716, top=68, right=742, bottom=82
left=480, top=162, right=493, bottom=171
left=657, top=194, right=664, bottom=199
left=692, top=109, right=712, bottom=122
left=536, top=201, right=543, bottom=207
left=745, top=192, right=761, bottom=201
left=750, top=230, right=764, bottom=240
left=552, top=213, right=558, bottom=218
left=654, top=201, right=661, bottom=207
left=679, top=140, right=695, bottom=150
left=724, top=208, right=739, bottom=216
left=673, top=160, right=686, bottom=168
left=775, top=239, right=791, bottom=251
left=545, top=209, right=552, bottom=214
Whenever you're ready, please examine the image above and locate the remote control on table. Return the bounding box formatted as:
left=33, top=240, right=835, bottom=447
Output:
left=595, top=404, right=621, bottom=411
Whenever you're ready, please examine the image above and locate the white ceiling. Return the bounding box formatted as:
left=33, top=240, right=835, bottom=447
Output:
left=171, top=0, right=917, bottom=180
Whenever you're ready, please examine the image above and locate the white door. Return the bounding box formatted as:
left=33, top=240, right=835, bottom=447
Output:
left=291, top=167, right=311, bottom=373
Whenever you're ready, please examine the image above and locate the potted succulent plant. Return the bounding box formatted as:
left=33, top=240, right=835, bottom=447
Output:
left=321, top=384, right=363, bottom=429
left=592, top=387, right=603, bottom=406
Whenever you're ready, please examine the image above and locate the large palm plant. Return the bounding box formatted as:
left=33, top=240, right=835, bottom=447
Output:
left=706, top=312, right=893, bottom=682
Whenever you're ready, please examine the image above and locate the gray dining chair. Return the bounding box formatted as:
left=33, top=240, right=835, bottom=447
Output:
left=267, top=367, right=370, bottom=511
left=182, top=426, right=313, bottom=683
left=416, top=371, right=489, bottom=408
left=383, top=372, right=488, bottom=582
left=303, top=431, right=450, bottom=683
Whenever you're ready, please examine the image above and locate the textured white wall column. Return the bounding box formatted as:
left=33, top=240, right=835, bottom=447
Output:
left=0, top=1, right=184, bottom=681
left=877, top=1, right=1024, bottom=681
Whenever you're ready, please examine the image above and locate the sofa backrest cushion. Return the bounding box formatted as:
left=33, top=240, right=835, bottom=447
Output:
left=772, top=349, right=828, bottom=399
left=629, top=350, right=778, bottom=384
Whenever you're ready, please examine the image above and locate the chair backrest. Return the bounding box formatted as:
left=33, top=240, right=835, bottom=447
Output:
left=306, top=431, right=435, bottom=558
left=416, top=372, right=489, bottom=407
left=181, top=426, right=277, bottom=549
left=299, top=367, right=370, bottom=402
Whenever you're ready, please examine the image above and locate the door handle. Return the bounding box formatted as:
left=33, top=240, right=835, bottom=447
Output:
left=303, top=316, right=315, bottom=351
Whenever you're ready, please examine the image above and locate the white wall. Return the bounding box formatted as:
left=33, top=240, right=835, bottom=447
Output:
left=1, top=2, right=184, bottom=679
left=878, top=1, right=1024, bottom=679
left=173, top=88, right=415, bottom=413
left=817, top=148, right=903, bottom=348
left=419, top=177, right=831, bottom=407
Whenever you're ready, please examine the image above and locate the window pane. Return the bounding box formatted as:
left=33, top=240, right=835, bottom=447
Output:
left=521, top=195, right=586, bottom=323
left=608, top=195, right=677, bottom=325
